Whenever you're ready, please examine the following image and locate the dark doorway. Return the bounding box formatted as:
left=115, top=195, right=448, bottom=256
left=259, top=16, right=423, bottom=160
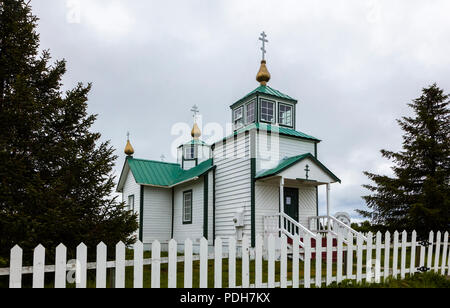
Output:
left=283, top=187, right=299, bottom=236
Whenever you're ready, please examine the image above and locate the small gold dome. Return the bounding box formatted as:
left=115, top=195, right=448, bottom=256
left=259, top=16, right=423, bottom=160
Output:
left=256, top=60, right=271, bottom=86
left=191, top=123, right=201, bottom=140
left=124, top=139, right=134, bottom=156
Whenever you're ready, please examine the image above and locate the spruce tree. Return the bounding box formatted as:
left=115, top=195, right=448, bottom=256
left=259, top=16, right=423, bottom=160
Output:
left=0, top=0, right=138, bottom=260
left=359, top=84, right=450, bottom=237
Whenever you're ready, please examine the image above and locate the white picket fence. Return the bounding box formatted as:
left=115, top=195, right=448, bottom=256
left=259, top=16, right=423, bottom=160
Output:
left=0, top=230, right=449, bottom=288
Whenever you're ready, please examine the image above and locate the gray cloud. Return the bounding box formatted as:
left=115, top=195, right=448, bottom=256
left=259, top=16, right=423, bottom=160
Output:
left=31, top=0, right=450, bottom=219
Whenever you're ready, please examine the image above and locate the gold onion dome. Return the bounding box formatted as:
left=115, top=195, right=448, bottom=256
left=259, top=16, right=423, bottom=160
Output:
left=191, top=123, right=201, bottom=140
left=124, top=139, right=134, bottom=156
left=256, top=60, right=271, bottom=86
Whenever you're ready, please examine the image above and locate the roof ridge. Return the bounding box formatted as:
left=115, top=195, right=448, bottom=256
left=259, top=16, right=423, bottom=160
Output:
left=128, top=158, right=180, bottom=166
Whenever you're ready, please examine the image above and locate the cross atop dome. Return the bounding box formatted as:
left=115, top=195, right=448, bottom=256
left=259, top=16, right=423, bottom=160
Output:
left=256, top=31, right=271, bottom=86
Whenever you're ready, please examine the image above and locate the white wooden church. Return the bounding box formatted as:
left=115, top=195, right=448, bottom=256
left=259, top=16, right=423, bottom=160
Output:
left=117, top=34, right=358, bottom=251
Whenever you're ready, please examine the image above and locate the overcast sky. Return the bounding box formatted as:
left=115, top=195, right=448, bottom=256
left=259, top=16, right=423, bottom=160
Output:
left=31, top=0, right=450, bottom=220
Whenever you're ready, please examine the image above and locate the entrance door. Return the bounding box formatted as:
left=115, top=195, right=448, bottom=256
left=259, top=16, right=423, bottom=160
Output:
left=284, top=187, right=299, bottom=222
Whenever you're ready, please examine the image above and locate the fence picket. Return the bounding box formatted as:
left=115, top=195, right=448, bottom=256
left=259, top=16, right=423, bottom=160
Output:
left=426, top=231, right=434, bottom=270
left=292, top=235, right=299, bottom=288
left=280, top=234, right=287, bottom=288
left=32, top=244, right=45, bottom=288
left=151, top=240, right=161, bottom=288
left=392, top=231, right=399, bottom=278
left=268, top=234, right=275, bottom=288
left=384, top=231, right=390, bottom=280
left=214, top=238, right=222, bottom=288
left=375, top=232, right=382, bottom=283
left=184, top=239, right=193, bottom=288
left=228, top=237, right=236, bottom=288
left=326, top=233, right=332, bottom=286
left=336, top=233, right=343, bottom=284
left=115, top=242, right=126, bottom=288
left=255, top=235, right=263, bottom=288
left=315, top=234, right=322, bottom=288
left=356, top=235, right=363, bottom=283
left=242, top=236, right=250, bottom=288
left=168, top=239, right=177, bottom=288
left=96, top=242, right=107, bottom=288
left=133, top=241, right=144, bottom=288
left=440, top=232, right=448, bottom=276
left=366, top=232, right=373, bottom=283
left=200, top=237, right=208, bottom=288
left=410, top=231, right=417, bottom=275
left=304, top=234, right=311, bottom=288
left=419, top=234, right=425, bottom=269
left=55, top=244, right=67, bottom=288
left=434, top=231, right=441, bottom=273
left=400, top=231, right=407, bottom=279
left=9, top=245, right=23, bottom=288
left=346, top=233, right=353, bottom=280
left=76, top=243, right=87, bottom=288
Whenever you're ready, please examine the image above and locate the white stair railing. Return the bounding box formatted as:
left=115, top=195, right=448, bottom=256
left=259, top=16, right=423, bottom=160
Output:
left=264, top=213, right=316, bottom=248
left=308, top=215, right=367, bottom=242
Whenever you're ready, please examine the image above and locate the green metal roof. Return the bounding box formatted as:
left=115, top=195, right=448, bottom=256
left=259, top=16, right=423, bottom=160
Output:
left=222, top=123, right=320, bottom=142
left=177, top=139, right=209, bottom=148
left=126, top=158, right=213, bottom=187
left=231, top=85, right=297, bottom=108
left=255, top=153, right=341, bottom=183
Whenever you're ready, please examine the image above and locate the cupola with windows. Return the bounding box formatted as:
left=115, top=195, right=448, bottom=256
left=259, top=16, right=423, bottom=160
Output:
left=230, top=32, right=297, bottom=131
left=177, top=105, right=211, bottom=170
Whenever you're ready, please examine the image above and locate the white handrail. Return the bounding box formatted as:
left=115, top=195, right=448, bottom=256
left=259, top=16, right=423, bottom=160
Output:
left=309, top=215, right=367, bottom=241
left=280, top=212, right=317, bottom=238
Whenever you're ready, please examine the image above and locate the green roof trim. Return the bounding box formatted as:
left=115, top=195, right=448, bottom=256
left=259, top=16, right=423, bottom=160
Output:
left=177, top=139, right=209, bottom=148
left=127, top=158, right=214, bottom=187
left=255, top=153, right=341, bottom=183
left=221, top=123, right=320, bottom=142
left=231, top=85, right=297, bottom=108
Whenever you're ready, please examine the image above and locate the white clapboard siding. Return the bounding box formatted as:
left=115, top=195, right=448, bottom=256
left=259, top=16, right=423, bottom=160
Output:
left=96, top=242, right=107, bottom=288
left=133, top=241, right=144, bottom=288
left=55, top=244, right=67, bottom=288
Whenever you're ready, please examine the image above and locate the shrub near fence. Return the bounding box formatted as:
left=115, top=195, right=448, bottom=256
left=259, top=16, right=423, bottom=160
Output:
left=0, top=231, right=449, bottom=288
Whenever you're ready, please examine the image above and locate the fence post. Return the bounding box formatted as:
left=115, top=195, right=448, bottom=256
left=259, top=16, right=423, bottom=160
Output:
left=336, top=233, right=343, bottom=284
left=151, top=240, right=161, bottom=288
left=400, top=231, right=407, bottom=279
left=134, top=241, right=144, bottom=288
left=374, top=232, right=382, bottom=283
left=292, top=235, right=299, bottom=288
left=168, top=239, right=177, bottom=288
left=346, top=233, right=353, bottom=280
left=410, top=231, right=417, bottom=276
left=384, top=231, right=391, bottom=280
left=214, top=237, right=222, bottom=288
left=366, top=232, right=373, bottom=283
left=242, top=235, right=250, bottom=288
left=184, top=239, right=193, bottom=288
left=326, top=233, right=332, bottom=286
left=115, top=241, right=126, bottom=288
left=356, top=235, right=363, bottom=283
left=96, top=242, right=107, bottom=288
left=440, top=232, right=448, bottom=276
left=426, top=231, right=434, bottom=270
left=434, top=231, right=441, bottom=273
left=9, top=245, right=23, bottom=288
left=315, top=234, right=322, bottom=288
left=280, top=234, right=287, bottom=288
left=268, top=234, right=275, bottom=288
left=304, top=234, right=311, bottom=288
left=76, top=243, right=87, bottom=288
left=32, top=244, right=45, bottom=288
left=229, top=237, right=236, bottom=288
left=55, top=244, right=67, bottom=288
left=200, top=237, right=208, bottom=288
left=255, top=235, right=263, bottom=288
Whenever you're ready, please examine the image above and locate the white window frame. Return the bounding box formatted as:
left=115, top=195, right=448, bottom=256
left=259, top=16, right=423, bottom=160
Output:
left=245, top=100, right=256, bottom=124
left=184, top=145, right=195, bottom=160
left=127, top=195, right=135, bottom=212
left=183, top=190, right=193, bottom=224
left=279, top=103, right=293, bottom=127
left=260, top=99, right=275, bottom=123
left=233, top=106, right=244, bottom=129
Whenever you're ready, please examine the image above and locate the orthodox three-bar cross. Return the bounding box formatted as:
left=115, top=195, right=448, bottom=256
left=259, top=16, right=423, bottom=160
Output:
left=259, top=31, right=268, bottom=61
left=305, top=164, right=310, bottom=180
